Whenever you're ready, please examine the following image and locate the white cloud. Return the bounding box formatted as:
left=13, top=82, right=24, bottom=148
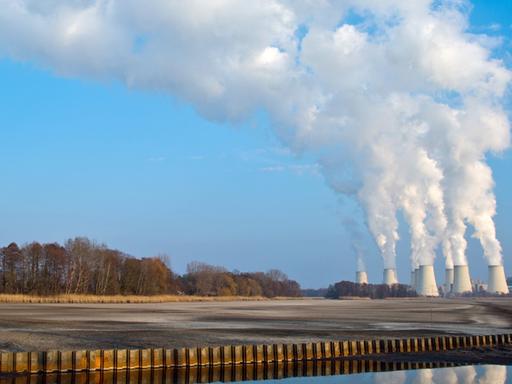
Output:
left=0, top=0, right=510, bottom=271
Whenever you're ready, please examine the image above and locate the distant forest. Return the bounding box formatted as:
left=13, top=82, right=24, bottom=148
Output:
left=0, top=238, right=301, bottom=297
left=325, top=281, right=416, bottom=299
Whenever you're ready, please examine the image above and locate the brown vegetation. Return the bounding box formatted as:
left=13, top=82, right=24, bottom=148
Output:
left=0, top=294, right=300, bottom=304
left=0, top=237, right=302, bottom=299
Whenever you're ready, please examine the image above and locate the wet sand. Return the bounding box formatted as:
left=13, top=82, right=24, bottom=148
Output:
left=0, top=297, right=511, bottom=352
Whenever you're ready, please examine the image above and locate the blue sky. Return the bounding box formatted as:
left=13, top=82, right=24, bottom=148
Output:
left=0, top=1, right=511, bottom=288
left=0, top=60, right=346, bottom=287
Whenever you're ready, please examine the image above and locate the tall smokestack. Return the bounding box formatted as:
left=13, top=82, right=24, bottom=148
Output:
left=416, top=265, right=439, bottom=296
left=487, top=265, right=509, bottom=294
left=410, top=270, right=416, bottom=290
left=383, top=268, right=398, bottom=285
left=444, top=268, right=454, bottom=294
left=414, top=267, right=419, bottom=290
left=356, top=271, right=368, bottom=284
left=452, top=265, right=472, bottom=294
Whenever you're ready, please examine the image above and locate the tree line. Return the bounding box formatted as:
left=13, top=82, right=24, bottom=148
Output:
left=325, top=280, right=416, bottom=299
left=0, top=238, right=301, bottom=297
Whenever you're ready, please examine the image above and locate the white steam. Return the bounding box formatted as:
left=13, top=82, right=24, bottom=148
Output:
left=1, top=0, right=510, bottom=272
left=341, top=203, right=370, bottom=272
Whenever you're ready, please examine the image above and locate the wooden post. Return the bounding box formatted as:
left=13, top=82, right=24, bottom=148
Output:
left=254, top=345, right=264, bottom=364
left=221, top=345, right=232, bottom=365
left=60, top=351, right=73, bottom=372
left=275, top=344, right=284, bottom=362
left=14, top=352, right=29, bottom=374
left=341, top=341, right=349, bottom=357
left=46, top=351, right=59, bottom=373
left=199, top=347, right=210, bottom=366
left=303, top=343, right=314, bottom=361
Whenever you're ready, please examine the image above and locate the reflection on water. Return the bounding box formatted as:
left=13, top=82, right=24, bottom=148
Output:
left=0, top=362, right=509, bottom=384
left=391, top=366, right=508, bottom=384
left=372, top=370, right=406, bottom=384
left=412, top=368, right=433, bottom=384
left=477, top=365, right=507, bottom=384
left=433, top=365, right=477, bottom=384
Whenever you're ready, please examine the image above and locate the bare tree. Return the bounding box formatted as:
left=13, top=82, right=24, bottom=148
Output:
left=0, top=239, right=301, bottom=298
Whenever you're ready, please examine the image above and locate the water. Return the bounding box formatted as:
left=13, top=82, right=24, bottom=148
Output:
left=270, top=365, right=511, bottom=383
left=1, top=362, right=511, bottom=384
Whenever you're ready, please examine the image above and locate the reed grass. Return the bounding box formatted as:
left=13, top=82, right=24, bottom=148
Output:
left=0, top=294, right=301, bottom=304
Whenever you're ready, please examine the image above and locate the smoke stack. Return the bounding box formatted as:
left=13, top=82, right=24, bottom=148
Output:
left=452, top=265, right=472, bottom=294
left=356, top=271, right=368, bottom=284
left=383, top=268, right=398, bottom=285
left=410, top=270, right=416, bottom=289
left=444, top=268, right=454, bottom=294
left=416, top=265, right=439, bottom=296
left=414, top=267, right=419, bottom=290
left=487, top=265, right=509, bottom=294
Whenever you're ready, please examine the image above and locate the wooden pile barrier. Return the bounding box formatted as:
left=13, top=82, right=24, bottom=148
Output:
left=0, top=359, right=470, bottom=384
left=1, top=333, right=510, bottom=375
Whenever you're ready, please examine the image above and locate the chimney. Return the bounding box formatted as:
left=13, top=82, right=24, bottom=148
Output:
left=416, top=265, right=439, bottom=296
left=444, top=268, right=454, bottom=294
left=452, top=265, right=472, bottom=294
left=356, top=271, right=368, bottom=284
left=487, top=265, right=509, bottom=294
left=383, top=268, right=398, bottom=285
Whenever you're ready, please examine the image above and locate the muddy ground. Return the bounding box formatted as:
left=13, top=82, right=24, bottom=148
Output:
left=0, top=297, right=511, bottom=352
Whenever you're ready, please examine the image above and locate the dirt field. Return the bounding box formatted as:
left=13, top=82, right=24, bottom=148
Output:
left=0, top=297, right=511, bottom=352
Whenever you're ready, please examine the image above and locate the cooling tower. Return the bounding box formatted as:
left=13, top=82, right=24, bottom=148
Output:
left=383, top=268, right=398, bottom=285
left=444, top=268, right=454, bottom=294
left=356, top=271, right=368, bottom=284
left=487, top=265, right=509, bottom=294
left=416, top=265, right=439, bottom=296
left=452, top=265, right=472, bottom=294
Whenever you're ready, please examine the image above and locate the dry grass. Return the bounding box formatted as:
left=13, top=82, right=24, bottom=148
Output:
left=0, top=294, right=302, bottom=304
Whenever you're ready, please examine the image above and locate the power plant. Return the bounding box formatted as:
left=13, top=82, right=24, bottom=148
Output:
left=410, top=270, right=416, bottom=290
left=416, top=265, right=439, bottom=297
left=444, top=268, right=454, bottom=294
left=383, top=268, right=398, bottom=285
left=452, top=265, right=472, bottom=294
left=356, top=271, right=368, bottom=284
left=355, top=261, right=509, bottom=296
left=487, top=265, right=509, bottom=294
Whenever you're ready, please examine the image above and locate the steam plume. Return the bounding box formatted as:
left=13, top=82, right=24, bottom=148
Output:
left=0, top=0, right=509, bottom=272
